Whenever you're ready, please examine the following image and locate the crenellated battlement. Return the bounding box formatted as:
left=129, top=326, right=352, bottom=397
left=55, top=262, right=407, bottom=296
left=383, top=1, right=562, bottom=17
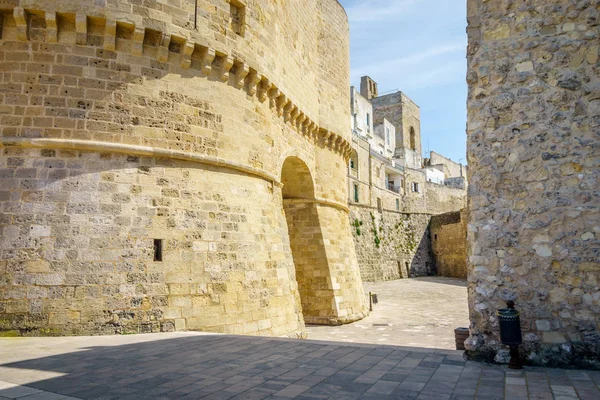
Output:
left=1, top=5, right=353, bottom=162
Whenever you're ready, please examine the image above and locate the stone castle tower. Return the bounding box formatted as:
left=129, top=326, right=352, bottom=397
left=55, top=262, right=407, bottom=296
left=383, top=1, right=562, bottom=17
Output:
left=0, top=0, right=368, bottom=336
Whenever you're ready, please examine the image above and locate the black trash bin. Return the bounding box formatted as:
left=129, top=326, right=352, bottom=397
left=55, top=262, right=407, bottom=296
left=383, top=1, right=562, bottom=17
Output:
left=497, top=300, right=523, bottom=369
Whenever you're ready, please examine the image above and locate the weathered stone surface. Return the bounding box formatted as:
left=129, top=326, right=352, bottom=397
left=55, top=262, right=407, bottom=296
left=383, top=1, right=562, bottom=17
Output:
left=431, top=210, right=467, bottom=279
left=346, top=104, right=466, bottom=282
left=0, top=0, right=368, bottom=336
left=466, top=0, right=600, bottom=369
left=350, top=208, right=434, bottom=281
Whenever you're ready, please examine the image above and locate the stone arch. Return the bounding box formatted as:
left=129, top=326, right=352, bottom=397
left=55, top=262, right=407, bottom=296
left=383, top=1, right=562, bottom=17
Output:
left=349, top=149, right=359, bottom=174
left=409, top=126, right=416, bottom=150
left=280, top=156, right=336, bottom=324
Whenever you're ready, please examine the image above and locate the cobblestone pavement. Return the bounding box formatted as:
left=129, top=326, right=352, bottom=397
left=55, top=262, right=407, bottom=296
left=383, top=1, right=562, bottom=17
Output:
left=307, top=277, right=469, bottom=349
left=1, top=333, right=599, bottom=399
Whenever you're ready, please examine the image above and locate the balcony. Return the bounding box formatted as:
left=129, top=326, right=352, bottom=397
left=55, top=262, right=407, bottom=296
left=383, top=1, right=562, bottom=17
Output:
left=387, top=183, right=401, bottom=194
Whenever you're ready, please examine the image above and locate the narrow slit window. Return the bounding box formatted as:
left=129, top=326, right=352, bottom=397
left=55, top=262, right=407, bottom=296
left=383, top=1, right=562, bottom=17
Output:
left=153, top=239, right=163, bottom=262
left=230, top=1, right=246, bottom=37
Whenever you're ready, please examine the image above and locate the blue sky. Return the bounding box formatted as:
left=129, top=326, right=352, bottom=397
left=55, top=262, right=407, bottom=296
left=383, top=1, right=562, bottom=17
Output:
left=339, top=0, right=468, bottom=164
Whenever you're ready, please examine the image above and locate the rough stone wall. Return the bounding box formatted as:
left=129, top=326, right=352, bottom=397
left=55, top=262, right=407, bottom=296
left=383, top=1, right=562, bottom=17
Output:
left=349, top=206, right=434, bottom=282
left=466, top=0, right=599, bottom=368
left=425, top=182, right=467, bottom=215
left=0, top=0, right=368, bottom=336
left=431, top=210, right=467, bottom=279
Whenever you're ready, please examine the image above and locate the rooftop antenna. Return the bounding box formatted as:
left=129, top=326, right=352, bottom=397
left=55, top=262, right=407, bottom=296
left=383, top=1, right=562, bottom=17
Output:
left=378, top=88, right=399, bottom=96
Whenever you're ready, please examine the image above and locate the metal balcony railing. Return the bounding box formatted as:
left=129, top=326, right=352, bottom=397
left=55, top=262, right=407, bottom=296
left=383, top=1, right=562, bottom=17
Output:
left=387, top=184, right=401, bottom=194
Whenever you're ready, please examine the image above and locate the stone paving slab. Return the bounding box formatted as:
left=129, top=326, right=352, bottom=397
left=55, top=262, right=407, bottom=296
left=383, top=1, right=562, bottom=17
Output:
left=0, top=333, right=599, bottom=399
left=0, top=380, right=81, bottom=399
left=306, top=277, right=469, bottom=349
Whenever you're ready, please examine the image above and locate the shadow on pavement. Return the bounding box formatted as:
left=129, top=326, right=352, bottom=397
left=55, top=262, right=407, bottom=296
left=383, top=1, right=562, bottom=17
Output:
left=0, top=333, right=468, bottom=400
left=409, top=277, right=467, bottom=287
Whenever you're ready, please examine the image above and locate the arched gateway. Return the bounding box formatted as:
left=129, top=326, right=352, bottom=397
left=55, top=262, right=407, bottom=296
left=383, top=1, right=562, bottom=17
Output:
left=281, top=157, right=336, bottom=324
left=0, top=0, right=367, bottom=336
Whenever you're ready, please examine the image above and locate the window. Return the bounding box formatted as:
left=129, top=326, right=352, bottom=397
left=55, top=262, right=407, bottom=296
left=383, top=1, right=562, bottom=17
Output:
left=411, top=182, right=420, bottom=193
left=349, top=150, right=358, bottom=172
left=366, top=113, right=370, bottom=128
left=386, top=127, right=390, bottom=145
left=377, top=198, right=382, bottom=213
left=153, top=239, right=163, bottom=261
left=353, top=184, right=359, bottom=203
left=434, top=234, right=438, bottom=241
left=229, top=0, right=246, bottom=36
left=396, top=198, right=400, bottom=211
left=409, top=126, right=416, bottom=150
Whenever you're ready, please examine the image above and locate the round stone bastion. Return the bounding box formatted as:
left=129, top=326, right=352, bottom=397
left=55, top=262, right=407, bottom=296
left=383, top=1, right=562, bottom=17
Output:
left=0, top=0, right=368, bottom=336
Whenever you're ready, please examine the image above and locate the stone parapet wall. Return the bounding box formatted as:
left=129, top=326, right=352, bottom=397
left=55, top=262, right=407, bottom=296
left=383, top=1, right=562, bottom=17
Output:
left=466, top=0, right=599, bottom=368
left=429, top=151, right=464, bottom=179
left=425, top=182, right=467, bottom=215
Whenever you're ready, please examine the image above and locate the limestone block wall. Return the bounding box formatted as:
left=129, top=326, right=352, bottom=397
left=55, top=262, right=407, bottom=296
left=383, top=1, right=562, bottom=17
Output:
left=431, top=210, right=467, bottom=279
left=466, top=0, right=599, bottom=368
left=349, top=206, right=434, bottom=282
left=425, top=182, right=467, bottom=215
left=0, top=0, right=368, bottom=336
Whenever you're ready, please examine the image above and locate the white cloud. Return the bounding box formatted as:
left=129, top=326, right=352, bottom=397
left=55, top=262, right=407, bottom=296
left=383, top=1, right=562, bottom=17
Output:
left=345, top=0, right=417, bottom=22
left=351, top=42, right=465, bottom=79
left=398, top=60, right=465, bottom=91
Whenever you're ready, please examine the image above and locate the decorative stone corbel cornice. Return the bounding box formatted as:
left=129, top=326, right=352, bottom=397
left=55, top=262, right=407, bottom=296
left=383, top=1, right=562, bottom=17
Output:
left=157, top=34, right=171, bottom=63
left=201, top=47, right=216, bottom=75
left=180, top=41, right=195, bottom=69
left=1, top=6, right=353, bottom=168
left=132, top=27, right=145, bottom=56
left=247, top=70, right=262, bottom=96
left=257, top=77, right=271, bottom=102
left=45, top=11, right=57, bottom=43
left=104, top=19, right=116, bottom=50
left=219, top=55, right=234, bottom=82
left=13, top=8, right=28, bottom=41
left=75, top=13, right=87, bottom=45
left=234, top=62, right=249, bottom=89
